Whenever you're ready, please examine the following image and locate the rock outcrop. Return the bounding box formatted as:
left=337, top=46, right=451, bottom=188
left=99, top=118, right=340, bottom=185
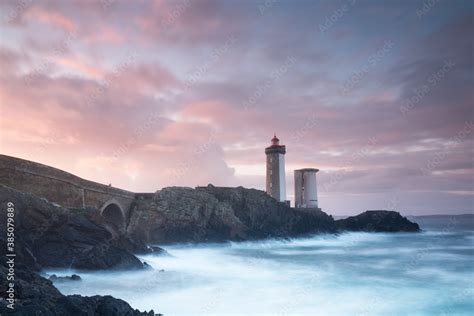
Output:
left=0, top=185, right=145, bottom=270
left=336, top=210, right=420, bottom=232
left=128, top=185, right=337, bottom=244
left=0, top=242, right=155, bottom=315
left=0, top=185, right=158, bottom=315
left=48, top=274, right=82, bottom=282
left=127, top=186, right=420, bottom=244
left=0, top=179, right=420, bottom=315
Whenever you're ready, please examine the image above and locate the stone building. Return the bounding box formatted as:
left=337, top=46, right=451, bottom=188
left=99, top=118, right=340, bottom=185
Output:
left=265, top=134, right=287, bottom=203
left=294, top=168, right=319, bottom=208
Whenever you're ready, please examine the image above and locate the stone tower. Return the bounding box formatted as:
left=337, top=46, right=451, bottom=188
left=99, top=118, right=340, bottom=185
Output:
left=294, top=168, right=319, bottom=208
left=265, top=134, right=286, bottom=202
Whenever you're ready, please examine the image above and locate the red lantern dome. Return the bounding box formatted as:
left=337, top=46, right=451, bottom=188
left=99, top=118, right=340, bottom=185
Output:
left=271, top=133, right=279, bottom=146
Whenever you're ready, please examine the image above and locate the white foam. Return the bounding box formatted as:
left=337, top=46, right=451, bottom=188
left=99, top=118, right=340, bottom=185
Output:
left=48, top=231, right=474, bottom=315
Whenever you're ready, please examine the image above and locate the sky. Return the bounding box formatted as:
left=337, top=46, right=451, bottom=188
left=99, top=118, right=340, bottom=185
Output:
left=0, top=0, right=472, bottom=215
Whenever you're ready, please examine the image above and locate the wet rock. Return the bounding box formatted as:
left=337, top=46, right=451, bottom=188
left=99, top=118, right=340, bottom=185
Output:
left=142, top=262, right=153, bottom=270
left=148, top=246, right=171, bottom=256
left=336, top=210, right=420, bottom=232
left=0, top=238, right=155, bottom=316
left=48, top=274, right=82, bottom=282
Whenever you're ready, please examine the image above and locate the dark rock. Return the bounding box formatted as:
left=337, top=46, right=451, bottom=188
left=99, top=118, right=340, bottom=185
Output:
left=0, top=184, right=144, bottom=270
left=336, top=210, right=420, bottom=232
left=48, top=274, right=82, bottom=282
left=0, top=238, right=155, bottom=316
left=148, top=245, right=171, bottom=256
left=128, top=185, right=338, bottom=244
left=71, top=274, right=81, bottom=281
left=128, top=186, right=420, bottom=245
left=59, top=295, right=155, bottom=316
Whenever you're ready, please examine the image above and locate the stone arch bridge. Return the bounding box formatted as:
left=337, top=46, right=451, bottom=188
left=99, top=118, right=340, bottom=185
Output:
left=0, top=154, right=136, bottom=235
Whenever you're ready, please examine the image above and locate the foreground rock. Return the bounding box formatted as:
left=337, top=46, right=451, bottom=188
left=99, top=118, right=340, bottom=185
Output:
left=128, top=185, right=337, bottom=244
left=0, top=185, right=145, bottom=270
left=48, top=274, right=82, bottom=282
left=336, top=210, right=420, bottom=232
left=0, top=185, right=158, bottom=315
left=0, top=243, right=155, bottom=315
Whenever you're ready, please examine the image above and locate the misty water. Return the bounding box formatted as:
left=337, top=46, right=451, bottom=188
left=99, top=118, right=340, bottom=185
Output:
left=48, top=217, right=473, bottom=315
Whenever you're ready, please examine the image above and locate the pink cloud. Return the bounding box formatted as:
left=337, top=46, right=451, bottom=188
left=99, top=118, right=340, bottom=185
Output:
left=55, top=56, right=105, bottom=79
left=84, top=26, right=125, bottom=44
left=27, top=6, right=76, bottom=32
left=0, top=1, right=471, bottom=214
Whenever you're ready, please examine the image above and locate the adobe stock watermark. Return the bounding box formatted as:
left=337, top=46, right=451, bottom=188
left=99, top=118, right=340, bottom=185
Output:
left=400, top=59, right=455, bottom=117
left=183, top=34, right=238, bottom=91
left=420, top=120, right=473, bottom=176
left=109, top=110, right=162, bottom=163
left=101, top=0, right=116, bottom=10
left=110, top=35, right=236, bottom=163
left=288, top=113, right=319, bottom=144
left=166, top=131, right=218, bottom=183
left=23, top=30, right=78, bottom=87
left=320, top=136, right=378, bottom=192
left=5, top=201, right=16, bottom=310
left=416, top=0, right=442, bottom=19
left=278, top=271, right=322, bottom=316
left=318, top=0, right=357, bottom=34
left=15, top=129, right=61, bottom=173
left=84, top=51, right=139, bottom=107
left=199, top=287, right=224, bottom=314
left=403, top=216, right=458, bottom=272
left=35, top=129, right=60, bottom=154
left=439, top=287, right=474, bottom=316
left=341, top=195, right=398, bottom=316
left=242, top=55, right=297, bottom=110
left=161, top=0, right=193, bottom=30
left=258, top=0, right=278, bottom=16
left=356, top=293, right=386, bottom=316
left=2, top=0, right=34, bottom=24
left=340, top=40, right=395, bottom=95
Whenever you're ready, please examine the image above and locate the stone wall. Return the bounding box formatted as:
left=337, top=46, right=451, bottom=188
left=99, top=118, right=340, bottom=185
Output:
left=0, top=155, right=135, bottom=215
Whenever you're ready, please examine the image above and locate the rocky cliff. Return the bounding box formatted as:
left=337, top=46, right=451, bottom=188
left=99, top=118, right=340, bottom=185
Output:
left=0, top=185, right=157, bottom=315
left=127, top=185, right=337, bottom=244
left=126, top=185, right=420, bottom=245
left=0, top=185, right=147, bottom=270
left=0, top=237, right=155, bottom=316
left=0, top=157, right=421, bottom=315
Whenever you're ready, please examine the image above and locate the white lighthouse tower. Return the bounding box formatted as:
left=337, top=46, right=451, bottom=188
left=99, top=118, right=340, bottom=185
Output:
left=265, top=134, right=287, bottom=202
left=294, top=168, right=319, bottom=208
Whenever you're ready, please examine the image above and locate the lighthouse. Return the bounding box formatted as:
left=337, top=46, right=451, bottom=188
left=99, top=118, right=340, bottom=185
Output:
left=294, top=168, right=319, bottom=208
left=265, top=134, right=287, bottom=202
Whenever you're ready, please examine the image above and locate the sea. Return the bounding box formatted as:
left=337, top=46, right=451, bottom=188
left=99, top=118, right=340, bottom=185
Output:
left=48, top=215, right=474, bottom=315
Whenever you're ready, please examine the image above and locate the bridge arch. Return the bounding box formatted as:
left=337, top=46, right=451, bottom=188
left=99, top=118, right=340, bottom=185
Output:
left=100, top=199, right=126, bottom=235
